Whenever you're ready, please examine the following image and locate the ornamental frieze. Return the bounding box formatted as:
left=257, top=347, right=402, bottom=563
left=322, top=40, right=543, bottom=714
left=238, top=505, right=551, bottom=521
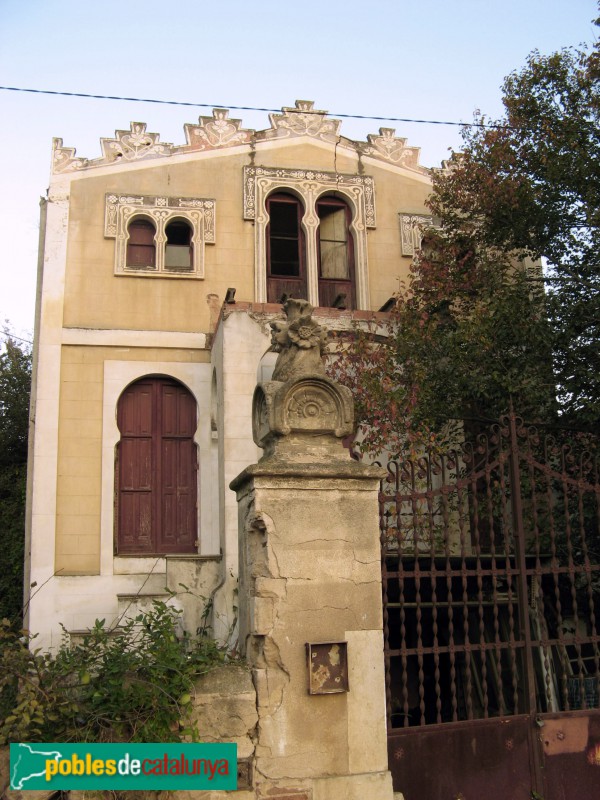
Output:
left=183, top=108, right=253, bottom=151
left=104, top=194, right=215, bottom=242
left=100, top=122, right=173, bottom=163
left=260, top=100, right=342, bottom=143
left=361, top=127, right=423, bottom=170
left=242, top=166, right=376, bottom=229
left=51, top=101, right=429, bottom=174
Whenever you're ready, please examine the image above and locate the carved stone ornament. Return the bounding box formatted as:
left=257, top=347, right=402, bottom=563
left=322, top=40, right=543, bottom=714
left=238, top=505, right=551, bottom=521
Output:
left=270, top=298, right=328, bottom=382
left=399, top=213, right=434, bottom=256
left=183, top=108, right=253, bottom=151
left=361, top=127, right=423, bottom=170
left=252, top=299, right=354, bottom=456
left=262, top=99, right=342, bottom=143
left=51, top=100, right=427, bottom=175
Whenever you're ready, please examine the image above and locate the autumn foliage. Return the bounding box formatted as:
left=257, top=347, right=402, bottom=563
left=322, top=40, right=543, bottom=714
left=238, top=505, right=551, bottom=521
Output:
left=330, top=14, right=599, bottom=457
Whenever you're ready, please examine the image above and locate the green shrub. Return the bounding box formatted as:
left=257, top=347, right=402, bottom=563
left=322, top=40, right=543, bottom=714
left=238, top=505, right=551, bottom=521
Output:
left=0, top=601, right=224, bottom=744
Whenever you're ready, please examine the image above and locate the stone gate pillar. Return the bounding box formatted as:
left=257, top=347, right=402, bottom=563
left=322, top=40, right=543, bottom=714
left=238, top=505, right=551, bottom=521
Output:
left=230, top=300, right=393, bottom=800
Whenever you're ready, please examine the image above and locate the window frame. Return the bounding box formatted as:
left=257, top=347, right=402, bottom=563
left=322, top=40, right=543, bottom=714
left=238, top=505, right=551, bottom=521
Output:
left=266, top=192, right=308, bottom=303
left=115, top=376, right=198, bottom=556
left=243, top=166, right=375, bottom=309
left=316, top=195, right=355, bottom=309
left=105, top=193, right=215, bottom=279
left=126, top=216, right=157, bottom=270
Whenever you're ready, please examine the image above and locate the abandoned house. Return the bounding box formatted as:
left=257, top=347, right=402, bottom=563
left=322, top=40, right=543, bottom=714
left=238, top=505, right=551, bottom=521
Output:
left=24, top=100, right=600, bottom=799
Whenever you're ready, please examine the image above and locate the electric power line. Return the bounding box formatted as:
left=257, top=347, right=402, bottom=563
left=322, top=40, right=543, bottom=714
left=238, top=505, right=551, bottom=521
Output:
left=0, top=332, right=33, bottom=346
left=0, top=85, right=513, bottom=130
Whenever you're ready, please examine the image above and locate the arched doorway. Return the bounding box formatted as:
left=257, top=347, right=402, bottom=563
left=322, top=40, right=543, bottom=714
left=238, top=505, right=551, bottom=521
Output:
left=116, top=377, right=198, bottom=554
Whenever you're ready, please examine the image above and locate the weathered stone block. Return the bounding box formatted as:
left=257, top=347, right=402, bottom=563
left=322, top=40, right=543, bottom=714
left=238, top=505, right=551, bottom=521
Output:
left=191, top=664, right=257, bottom=760
left=250, top=596, right=275, bottom=635
left=312, top=770, right=394, bottom=800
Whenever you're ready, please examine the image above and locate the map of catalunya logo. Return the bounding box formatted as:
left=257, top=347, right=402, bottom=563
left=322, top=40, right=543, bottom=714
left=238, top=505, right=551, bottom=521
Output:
left=10, top=743, right=237, bottom=790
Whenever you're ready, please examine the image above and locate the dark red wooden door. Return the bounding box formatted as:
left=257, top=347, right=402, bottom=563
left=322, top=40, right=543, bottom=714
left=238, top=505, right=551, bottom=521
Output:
left=117, top=378, right=197, bottom=554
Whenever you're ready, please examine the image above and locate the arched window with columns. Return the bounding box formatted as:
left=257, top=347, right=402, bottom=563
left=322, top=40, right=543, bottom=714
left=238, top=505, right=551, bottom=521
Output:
left=244, top=165, right=375, bottom=310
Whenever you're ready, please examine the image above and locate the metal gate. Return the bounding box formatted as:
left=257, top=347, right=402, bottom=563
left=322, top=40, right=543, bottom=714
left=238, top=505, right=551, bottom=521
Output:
left=380, top=414, right=600, bottom=799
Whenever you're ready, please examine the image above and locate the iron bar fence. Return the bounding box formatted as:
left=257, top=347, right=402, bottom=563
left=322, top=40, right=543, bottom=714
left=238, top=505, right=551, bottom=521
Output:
left=380, top=413, right=600, bottom=728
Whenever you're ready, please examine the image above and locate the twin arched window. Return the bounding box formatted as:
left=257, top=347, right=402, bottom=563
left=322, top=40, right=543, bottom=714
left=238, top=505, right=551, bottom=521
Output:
left=126, top=218, right=193, bottom=273
left=266, top=193, right=355, bottom=309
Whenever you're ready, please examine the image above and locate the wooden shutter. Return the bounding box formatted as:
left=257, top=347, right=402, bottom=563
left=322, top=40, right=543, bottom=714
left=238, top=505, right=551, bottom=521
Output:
left=126, top=219, right=156, bottom=269
left=117, top=378, right=197, bottom=554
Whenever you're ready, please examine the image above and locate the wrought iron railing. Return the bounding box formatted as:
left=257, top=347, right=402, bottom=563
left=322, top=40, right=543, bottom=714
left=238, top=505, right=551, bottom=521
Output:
left=380, top=414, right=600, bottom=728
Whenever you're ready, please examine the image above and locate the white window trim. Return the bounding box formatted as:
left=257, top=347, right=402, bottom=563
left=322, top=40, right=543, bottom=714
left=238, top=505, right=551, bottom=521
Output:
left=104, top=193, right=215, bottom=278
left=100, top=360, right=217, bottom=576
left=243, top=166, right=375, bottom=308
left=399, top=213, right=434, bottom=256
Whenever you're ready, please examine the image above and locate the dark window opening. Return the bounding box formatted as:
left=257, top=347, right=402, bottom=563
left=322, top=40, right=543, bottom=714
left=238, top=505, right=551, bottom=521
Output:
left=165, top=220, right=193, bottom=271
left=266, top=193, right=307, bottom=302
left=126, top=219, right=156, bottom=269
left=268, top=198, right=302, bottom=276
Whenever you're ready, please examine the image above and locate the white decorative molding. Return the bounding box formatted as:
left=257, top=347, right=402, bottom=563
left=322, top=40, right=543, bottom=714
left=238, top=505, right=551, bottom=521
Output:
left=52, top=138, right=88, bottom=173
left=62, top=327, right=208, bottom=349
left=101, top=360, right=215, bottom=576
left=184, top=108, right=253, bottom=150
left=399, top=213, right=433, bottom=256
left=243, top=166, right=376, bottom=228
left=362, top=128, right=424, bottom=170
left=243, top=165, right=375, bottom=309
left=104, top=193, right=215, bottom=278
left=261, top=99, right=342, bottom=143
left=51, top=102, right=429, bottom=175
left=99, top=122, right=173, bottom=163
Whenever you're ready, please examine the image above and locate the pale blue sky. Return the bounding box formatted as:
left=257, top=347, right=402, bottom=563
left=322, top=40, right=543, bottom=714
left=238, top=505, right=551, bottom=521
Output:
left=0, top=0, right=597, bottom=337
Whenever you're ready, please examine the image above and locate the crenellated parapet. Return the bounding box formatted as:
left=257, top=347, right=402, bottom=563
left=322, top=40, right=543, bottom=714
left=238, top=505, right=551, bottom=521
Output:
left=183, top=108, right=254, bottom=150
left=360, top=127, right=422, bottom=168
left=51, top=100, right=431, bottom=174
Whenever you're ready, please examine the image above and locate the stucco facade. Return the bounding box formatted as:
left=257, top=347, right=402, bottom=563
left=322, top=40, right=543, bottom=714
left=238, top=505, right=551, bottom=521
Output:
left=26, top=100, right=433, bottom=649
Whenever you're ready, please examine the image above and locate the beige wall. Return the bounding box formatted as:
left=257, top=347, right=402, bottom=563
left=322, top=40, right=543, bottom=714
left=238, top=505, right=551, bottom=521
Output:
left=61, top=140, right=430, bottom=334
left=365, top=160, right=431, bottom=310
left=64, top=151, right=254, bottom=333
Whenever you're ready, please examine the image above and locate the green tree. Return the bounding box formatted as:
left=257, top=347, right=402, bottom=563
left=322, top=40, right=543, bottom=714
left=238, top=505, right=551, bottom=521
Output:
left=428, top=16, right=600, bottom=429
left=0, top=329, right=32, bottom=622
left=332, top=13, right=599, bottom=456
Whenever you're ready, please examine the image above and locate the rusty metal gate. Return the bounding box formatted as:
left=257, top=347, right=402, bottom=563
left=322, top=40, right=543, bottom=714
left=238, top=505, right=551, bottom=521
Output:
left=380, top=414, right=600, bottom=800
